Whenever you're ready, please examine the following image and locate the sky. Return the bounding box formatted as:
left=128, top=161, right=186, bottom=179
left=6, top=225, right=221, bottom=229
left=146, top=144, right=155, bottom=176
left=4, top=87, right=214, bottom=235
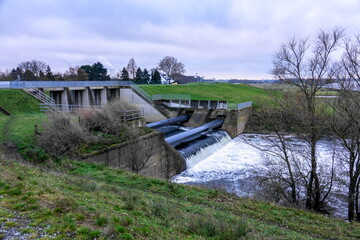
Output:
left=0, top=0, right=360, bottom=79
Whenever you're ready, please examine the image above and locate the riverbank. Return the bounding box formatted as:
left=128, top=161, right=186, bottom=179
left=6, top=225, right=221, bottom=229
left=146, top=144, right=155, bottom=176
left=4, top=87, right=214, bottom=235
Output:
left=1, top=151, right=360, bottom=239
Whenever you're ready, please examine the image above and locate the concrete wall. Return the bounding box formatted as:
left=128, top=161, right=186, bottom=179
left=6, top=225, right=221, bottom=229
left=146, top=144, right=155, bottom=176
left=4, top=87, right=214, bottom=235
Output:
left=82, top=132, right=186, bottom=179
left=120, top=88, right=166, bottom=122
left=166, top=107, right=252, bottom=139
left=217, top=107, right=252, bottom=138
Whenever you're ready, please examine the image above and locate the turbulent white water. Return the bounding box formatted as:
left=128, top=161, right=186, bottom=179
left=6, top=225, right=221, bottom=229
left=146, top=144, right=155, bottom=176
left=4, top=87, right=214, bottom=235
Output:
left=180, top=132, right=231, bottom=168
left=173, top=133, right=349, bottom=219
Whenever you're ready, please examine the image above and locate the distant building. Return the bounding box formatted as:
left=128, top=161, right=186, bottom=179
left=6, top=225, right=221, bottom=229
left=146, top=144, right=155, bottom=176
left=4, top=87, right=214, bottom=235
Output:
left=171, top=73, right=203, bottom=84
left=160, top=73, right=174, bottom=84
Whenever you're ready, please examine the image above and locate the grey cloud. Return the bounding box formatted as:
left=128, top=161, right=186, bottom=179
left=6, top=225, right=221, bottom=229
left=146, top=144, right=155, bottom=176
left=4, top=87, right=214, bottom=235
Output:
left=0, top=0, right=360, bottom=79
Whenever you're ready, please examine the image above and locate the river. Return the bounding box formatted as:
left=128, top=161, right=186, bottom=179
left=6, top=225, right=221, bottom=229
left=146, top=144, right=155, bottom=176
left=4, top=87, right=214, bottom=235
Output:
left=172, top=133, right=349, bottom=219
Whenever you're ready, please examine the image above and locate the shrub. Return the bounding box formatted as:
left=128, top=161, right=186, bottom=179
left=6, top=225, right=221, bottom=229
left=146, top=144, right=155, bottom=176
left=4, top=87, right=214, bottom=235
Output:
left=80, top=100, right=139, bottom=139
left=37, top=111, right=96, bottom=157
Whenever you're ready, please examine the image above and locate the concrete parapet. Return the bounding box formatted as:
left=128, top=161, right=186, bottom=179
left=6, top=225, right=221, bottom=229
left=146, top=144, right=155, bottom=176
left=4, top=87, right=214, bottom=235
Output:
left=82, top=132, right=186, bottom=179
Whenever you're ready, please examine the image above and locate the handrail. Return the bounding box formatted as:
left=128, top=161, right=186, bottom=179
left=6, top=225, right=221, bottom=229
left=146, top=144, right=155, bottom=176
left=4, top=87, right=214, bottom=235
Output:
left=129, top=81, right=153, bottom=102
left=24, top=82, right=55, bottom=105
left=39, top=104, right=144, bottom=122
left=8, top=80, right=132, bottom=89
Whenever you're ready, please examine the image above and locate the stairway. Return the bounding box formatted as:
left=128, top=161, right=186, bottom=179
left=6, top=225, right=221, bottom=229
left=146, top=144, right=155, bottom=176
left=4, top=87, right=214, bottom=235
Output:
left=23, top=82, right=55, bottom=105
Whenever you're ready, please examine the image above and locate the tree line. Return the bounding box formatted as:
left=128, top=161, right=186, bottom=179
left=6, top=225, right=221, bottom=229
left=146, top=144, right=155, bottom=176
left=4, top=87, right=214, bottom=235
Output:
left=0, top=56, right=186, bottom=84
left=249, top=27, right=360, bottom=222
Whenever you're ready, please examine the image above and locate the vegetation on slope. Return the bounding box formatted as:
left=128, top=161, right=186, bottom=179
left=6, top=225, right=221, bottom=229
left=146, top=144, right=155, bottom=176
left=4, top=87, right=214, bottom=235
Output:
left=0, top=89, right=40, bottom=114
left=1, top=158, right=360, bottom=239
left=140, top=83, right=272, bottom=105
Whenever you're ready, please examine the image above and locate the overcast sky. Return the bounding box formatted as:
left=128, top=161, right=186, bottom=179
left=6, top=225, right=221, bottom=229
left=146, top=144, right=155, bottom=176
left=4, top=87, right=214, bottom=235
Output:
left=0, top=0, right=359, bottom=79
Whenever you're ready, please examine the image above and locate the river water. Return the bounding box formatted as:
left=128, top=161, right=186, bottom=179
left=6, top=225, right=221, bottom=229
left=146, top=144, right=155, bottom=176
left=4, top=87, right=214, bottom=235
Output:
left=172, top=133, right=349, bottom=219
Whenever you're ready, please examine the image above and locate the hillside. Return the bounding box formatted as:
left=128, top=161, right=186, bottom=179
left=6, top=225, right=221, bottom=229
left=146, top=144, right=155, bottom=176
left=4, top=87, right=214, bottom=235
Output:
left=0, top=89, right=40, bottom=114
left=1, top=157, right=360, bottom=239
left=140, top=83, right=272, bottom=105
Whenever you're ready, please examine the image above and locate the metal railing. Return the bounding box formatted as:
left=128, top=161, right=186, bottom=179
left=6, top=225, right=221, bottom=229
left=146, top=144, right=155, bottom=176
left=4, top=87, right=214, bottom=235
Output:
left=23, top=82, right=55, bottom=105
left=119, top=109, right=144, bottom=122
left=161, top=100, right=228, bottom=109
left=39, top=104, right=144, bottom=122
left=129, top=81, right=153, bottom=102
left=6, top=80, right=132, bottom=89
left=39, top=103, right=101, bottom=112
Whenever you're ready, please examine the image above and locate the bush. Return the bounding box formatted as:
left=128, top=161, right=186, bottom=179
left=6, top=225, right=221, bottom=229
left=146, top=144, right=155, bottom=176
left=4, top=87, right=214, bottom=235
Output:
left=80, top=100, right=139, bottom=139
left=37, top=111, right=96, bottom=158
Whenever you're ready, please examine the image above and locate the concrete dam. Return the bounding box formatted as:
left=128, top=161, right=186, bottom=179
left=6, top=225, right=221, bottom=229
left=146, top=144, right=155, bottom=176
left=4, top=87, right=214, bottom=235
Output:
left=3, top=80, right=252, bottom=179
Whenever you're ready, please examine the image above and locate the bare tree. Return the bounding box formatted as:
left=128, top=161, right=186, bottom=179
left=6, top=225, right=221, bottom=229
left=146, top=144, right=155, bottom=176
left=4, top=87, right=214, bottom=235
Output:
left=329, top=34, right=360, bottom=221
left=18, top=60, right=48, bottom=78
left=247, top=104, right=302, bottom=204
left=126, top=136, right=157, bottom=173
left=157, top=56, right=185, bottom=77
left=271, top=28, right=344, bottom=211
left=126, top=58, right=137, bottom=79
left=63, top=66, right=79, bottom=81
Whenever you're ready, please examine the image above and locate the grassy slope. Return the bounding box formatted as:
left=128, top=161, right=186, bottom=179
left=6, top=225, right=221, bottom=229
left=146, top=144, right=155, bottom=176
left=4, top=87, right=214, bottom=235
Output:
left=0, top=113, right=359, bottom=239
left=140, top=83, right=271, bottom=104
left=0, top=85, right=359, bottom=239
left=1, top=159, right=360, bottom=240
left=0, top=89, right=40, bottom=114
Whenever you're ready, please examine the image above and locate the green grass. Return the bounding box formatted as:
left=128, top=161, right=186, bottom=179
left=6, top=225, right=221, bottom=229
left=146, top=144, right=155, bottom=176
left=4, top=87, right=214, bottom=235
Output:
left=140, top=83, right=272, bottom=105
left=0, top=89, right=41, bottom=114
left=0, top=113, right=46, bottom=146
left=0, top=159, right=359, bottom=239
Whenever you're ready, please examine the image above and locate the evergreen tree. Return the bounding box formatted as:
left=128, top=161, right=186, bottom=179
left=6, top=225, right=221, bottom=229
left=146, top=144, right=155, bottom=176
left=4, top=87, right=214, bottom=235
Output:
left=10, top=67, right=23, bottom=80
left=80, top=65, right=92, bottom=79
left=80, top=62, right=110, bottom=81
left=151, top=69, right=161, bottom=84
left=134, top=67, right=143, bottom=84
left=39, top=70, right=46, bottom=80
left=45, top=65, right=55, bottom=80
left=23, top=69, right=36, bottom=80
left=120, top=67, right=129, bottom=80
left=142, top=68, right=150, bottom=84
left=91, top=62, right=110, bottom=81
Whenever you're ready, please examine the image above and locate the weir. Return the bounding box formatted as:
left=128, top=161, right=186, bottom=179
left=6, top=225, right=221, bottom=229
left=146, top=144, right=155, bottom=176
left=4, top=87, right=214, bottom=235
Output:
left=177, top=131, right=231, bottom=168
left=146, top=115, right=190, bottom=128
left=165, top=119, right=224, bottom=147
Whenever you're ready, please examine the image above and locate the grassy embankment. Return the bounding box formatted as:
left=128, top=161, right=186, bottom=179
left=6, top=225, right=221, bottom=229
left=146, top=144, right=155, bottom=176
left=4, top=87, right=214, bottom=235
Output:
left=0, top=89, right=41, bottom=114
left=140, top=83, right=274, bottom=106
left=2, top=157, right=360, bottom=239
left=1, top=88, right=360, bottom=239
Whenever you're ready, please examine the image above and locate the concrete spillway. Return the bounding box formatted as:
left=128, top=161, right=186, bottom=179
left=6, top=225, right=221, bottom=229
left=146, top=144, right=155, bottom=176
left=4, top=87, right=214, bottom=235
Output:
left=146, top=115, right=190, bottom=128
left=165, top=119, right=224, bottom=147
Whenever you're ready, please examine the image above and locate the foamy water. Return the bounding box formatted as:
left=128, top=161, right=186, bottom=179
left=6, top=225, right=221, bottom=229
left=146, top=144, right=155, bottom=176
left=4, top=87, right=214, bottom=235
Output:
left=173, top=133, right=349, bottom=218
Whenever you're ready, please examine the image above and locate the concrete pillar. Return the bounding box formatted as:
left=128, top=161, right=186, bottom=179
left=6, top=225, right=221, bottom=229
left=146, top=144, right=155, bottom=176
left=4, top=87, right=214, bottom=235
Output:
left=50, top=91, right=61, bottom=105
left=61, top=89, right=69, bottom=111
left=101, top=88, right=108, bottom=106
left=82, top=89, right=90, bottom=106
